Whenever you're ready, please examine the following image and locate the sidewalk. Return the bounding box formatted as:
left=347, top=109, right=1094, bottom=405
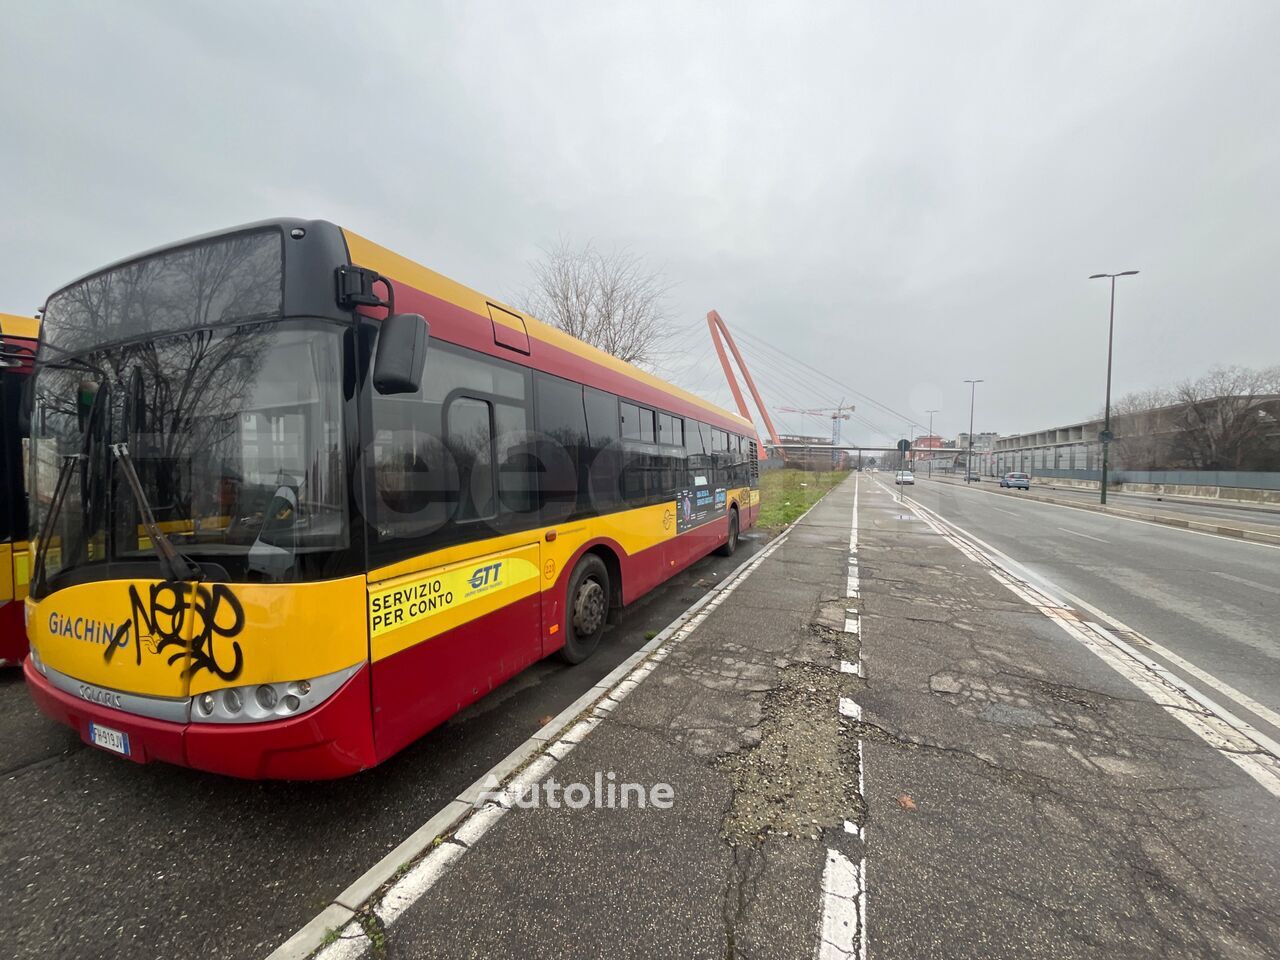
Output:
left=291, top=473, right=1280, bottom=960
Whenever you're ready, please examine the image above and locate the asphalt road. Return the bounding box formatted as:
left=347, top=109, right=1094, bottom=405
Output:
left=858, top=476, right=1280, bottom=959
left=908, top=477, right=1280, bottom=729
left=0, top=535, right=768, bottom=960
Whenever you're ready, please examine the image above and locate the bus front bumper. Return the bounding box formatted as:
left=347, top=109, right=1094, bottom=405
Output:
left=23, top=657, right=377, bottom=780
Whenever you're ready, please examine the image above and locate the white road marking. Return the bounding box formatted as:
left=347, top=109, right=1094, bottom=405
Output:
left=990, top=506, right=1020, bottom=516
left=816, top=473, right=868, bottom=959
left=816, top=849, right=865, bottom=960
left=1057, top=526, right=1109, bottom=544
left=890, top=482, right=1280, bottom=800
left=1212, top=571, right=1280, bottom=597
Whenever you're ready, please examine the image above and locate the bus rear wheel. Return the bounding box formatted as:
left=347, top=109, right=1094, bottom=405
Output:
left=716, top=507, right=739, bottom=557
left=560, top=554, right=610, bottom=664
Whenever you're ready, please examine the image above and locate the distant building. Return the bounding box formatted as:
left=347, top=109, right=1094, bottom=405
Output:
left=774, top=434, right=847, bottom=471
left=984, top=394, right=1280, bottom=479
left=955, top=431, right=998, bottom=453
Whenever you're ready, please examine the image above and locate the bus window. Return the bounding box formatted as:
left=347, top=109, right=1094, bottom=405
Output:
left=534, top=374, right=586, bottom=521
left=447, top=397, right=495, bottom=522
left=638, top=407, right=655, bottom=444
left=620, top=402, right=641, bottom=441
left=584, top=387, right=621, bottom=514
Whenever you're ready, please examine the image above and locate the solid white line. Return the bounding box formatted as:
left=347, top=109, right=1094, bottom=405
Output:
left=1057, top=526, right=1110, bottom=544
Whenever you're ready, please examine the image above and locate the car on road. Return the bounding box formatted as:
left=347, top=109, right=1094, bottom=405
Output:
left=895, top=470, right=915, bottom=485
left=1000, top=472, right=1031, bottom=490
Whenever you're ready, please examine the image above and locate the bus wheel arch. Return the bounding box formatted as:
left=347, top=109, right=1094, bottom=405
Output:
left=716, top=504, right=740, bottom=557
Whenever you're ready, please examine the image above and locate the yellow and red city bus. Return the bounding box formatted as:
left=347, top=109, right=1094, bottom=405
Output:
left=0, top=313, right=39, bottom=666
left=23, top=220, right=759, bottom=778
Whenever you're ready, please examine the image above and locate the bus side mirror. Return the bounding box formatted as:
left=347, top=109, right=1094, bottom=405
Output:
left=373, top=313, right=429, bottom=395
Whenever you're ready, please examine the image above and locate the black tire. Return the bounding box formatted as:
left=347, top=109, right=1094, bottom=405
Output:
left=560, top=554, right=610, bottom=664
left=716, top=507, right=740, bottom=557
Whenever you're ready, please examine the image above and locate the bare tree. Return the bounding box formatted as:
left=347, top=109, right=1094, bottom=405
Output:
left=518, top=239, right=672, bottom=368
left=1169, top=365, right=1280, bottom=470
left=1107, top=387, right=1174, bottom=470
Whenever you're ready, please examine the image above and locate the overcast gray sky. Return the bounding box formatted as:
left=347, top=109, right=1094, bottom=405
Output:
left=3, top=2, right=1278, bottom=445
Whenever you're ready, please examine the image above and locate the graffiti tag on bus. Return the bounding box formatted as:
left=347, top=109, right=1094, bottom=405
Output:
left=104, top=582, right=246, bottom=681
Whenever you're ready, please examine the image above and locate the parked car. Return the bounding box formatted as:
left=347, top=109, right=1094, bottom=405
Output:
left=1000, top=472, right=1031, bottom=490
left=895, top=470, right=915, bottom=485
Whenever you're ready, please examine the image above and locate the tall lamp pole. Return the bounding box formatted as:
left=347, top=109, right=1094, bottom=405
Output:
left=1088, top=270, right=1139, bottom=505
left=925, top=409, right=940, bottom=478
left=963, top=380, right=983, bottom=481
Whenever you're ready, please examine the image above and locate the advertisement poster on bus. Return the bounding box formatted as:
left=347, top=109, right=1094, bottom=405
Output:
left=676, top=477, right=727, bottom=534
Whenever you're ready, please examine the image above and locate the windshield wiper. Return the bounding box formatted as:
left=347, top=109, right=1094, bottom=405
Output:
left=110, top=442, right=203, bottom=583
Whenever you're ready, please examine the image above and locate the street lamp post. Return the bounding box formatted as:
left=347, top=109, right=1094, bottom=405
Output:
left=964, top=380, right=983, bottom=481
left=926, top=409, right=940, bottom=478
left=1088, top=270, right=1139, bottom=505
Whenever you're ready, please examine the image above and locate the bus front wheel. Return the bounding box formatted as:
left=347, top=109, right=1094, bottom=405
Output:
left=561, top=554, right=610, bottom=664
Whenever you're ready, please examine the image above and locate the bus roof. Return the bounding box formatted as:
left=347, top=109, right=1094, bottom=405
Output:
left=0, top=312, right=39, bottom=340
left=342, top=228, right=753, bottom=434
left=34, top=218, right=753, bottom=436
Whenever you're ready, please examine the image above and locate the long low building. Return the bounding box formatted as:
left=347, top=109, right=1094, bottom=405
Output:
left=978, top=394, right=1280, bottom=492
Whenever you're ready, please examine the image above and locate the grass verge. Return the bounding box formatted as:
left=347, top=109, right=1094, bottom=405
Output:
left=756, top=469, right=849, bottom=530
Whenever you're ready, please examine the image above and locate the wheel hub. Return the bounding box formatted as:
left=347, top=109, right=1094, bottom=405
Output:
left=573, top=578, right=606, bottom=636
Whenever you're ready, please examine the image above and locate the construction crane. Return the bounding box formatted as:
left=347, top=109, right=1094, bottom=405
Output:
left=778, top=403, right=856, bottom=468
left=777, top=403, right=855, bottom=447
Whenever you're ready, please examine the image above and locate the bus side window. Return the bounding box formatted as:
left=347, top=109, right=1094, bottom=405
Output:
left=533, top=373, right=586, bottom=522
left=584, top=387, right=621, bottom=514
left=447, top=397, right=495, bottom=522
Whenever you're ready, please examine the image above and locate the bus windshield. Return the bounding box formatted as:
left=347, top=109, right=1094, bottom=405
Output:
left=29, top=319, right=348, bottom=591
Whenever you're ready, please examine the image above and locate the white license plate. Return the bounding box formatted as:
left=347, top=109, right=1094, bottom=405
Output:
left=89, top=723, right=131, bottom=757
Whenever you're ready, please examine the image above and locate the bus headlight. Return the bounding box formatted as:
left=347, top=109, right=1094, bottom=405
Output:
left=29, top=645, right=47, bottom=676
left=188, top=663, right=360, bottom=724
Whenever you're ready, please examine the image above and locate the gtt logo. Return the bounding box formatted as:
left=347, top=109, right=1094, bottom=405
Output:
left=469, top=562, right=503, bottom=590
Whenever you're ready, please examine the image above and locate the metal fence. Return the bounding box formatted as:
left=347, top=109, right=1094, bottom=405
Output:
left=984, top=466, right=1280, bottom=491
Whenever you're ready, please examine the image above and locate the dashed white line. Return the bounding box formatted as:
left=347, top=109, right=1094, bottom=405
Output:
left=1057, top=526, right=1110, bottom=544
left=818, top=473, right=868, bottom=960
left=1212, top=571, right=1280, bottom=597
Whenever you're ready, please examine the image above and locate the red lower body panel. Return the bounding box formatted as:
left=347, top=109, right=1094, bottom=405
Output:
left=0, top=601, right=27, bottom=666
left=24, top=658, right=377, bottom=780
left=371, top=591, right=543, bottom=763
